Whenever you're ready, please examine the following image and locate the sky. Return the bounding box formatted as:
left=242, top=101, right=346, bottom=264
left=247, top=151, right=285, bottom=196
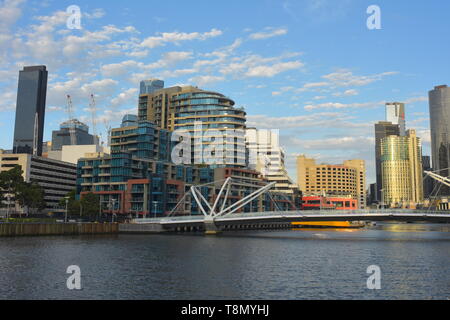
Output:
left=0, top=0, right=449, bottom=185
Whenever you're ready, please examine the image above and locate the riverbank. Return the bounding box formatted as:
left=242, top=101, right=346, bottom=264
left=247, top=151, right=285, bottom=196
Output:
left=0, top=222, right=118, bottom=237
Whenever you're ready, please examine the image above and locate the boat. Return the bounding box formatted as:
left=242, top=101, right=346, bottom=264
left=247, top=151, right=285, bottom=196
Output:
left=291, top=221, right=365, bottom=229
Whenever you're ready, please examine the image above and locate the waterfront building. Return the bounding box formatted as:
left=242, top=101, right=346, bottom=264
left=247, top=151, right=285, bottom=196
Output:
left=296, top=155, right=366, bottom=209
left=51, top=119, right=96, bottom=151
left=0, top=150, right=77, bottom=214
left=13, top=66, right=48, bottom=156
left=374, top=121, right=400, bottom=202
left=429, top=85, right=450, bottom=195
left=77, top=117, right=300, bottom=217
left=380, top=129, right=424, bottom=207
left=245, top=128, right=299, bottom=195
left=140, top=79, right=164, bottom=95
left=139, top=85, right=247, bottom=167
left=301, top=195, right=357, bottom=210
left=386, top=102, right=406, bottom=136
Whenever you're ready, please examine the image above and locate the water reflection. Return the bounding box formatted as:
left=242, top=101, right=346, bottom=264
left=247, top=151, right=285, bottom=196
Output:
left=0, top=223, right=448, bottom=300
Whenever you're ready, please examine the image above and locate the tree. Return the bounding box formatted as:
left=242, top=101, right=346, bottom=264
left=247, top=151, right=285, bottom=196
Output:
left=0, top=166, right=26, bottom=214
left=80, top=192, right=100, bottom=220
left=59, top=189, right=81, bottom=216
left=0, top=165, right=25, bottom=196
left=17, top=183, right=46, bottom=214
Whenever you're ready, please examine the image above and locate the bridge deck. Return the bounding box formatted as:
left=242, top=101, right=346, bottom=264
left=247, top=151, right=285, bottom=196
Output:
left=132, top=210, right=450, bottom=226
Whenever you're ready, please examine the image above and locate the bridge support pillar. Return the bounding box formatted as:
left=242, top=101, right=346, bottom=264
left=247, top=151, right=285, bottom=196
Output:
left=204, top=218, right=221, bottom=235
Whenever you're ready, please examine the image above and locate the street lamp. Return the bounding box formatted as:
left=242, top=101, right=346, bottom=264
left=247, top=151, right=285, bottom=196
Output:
left=6, top=193, right=11, bottom=221
left=153, top=201, right=158, bottom=218
left=111, top=198, right=117, bottom=223
left=64, top=196, right=70, bottom=223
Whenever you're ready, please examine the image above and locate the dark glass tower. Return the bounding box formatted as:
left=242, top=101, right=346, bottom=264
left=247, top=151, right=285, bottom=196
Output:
left=374, top=121, right=400, bottom=202
left=13, top=66, right=48, bottom=156
left=429, top=85, right=450, bottom=195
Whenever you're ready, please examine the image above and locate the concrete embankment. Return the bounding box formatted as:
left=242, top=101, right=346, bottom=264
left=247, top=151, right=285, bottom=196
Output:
left=0, top=223, right=118, bottom=237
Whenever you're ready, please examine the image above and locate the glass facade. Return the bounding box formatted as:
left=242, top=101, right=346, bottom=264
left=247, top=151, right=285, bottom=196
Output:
left=429, top=85, right=450, bottom=195
left=13, top=66, right=48, bottom=156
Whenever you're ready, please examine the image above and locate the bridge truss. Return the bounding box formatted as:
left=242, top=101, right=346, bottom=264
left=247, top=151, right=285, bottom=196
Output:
left=168, top=178, right=280, bottom=218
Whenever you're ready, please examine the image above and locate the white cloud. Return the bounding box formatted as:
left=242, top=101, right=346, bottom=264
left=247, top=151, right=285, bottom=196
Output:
left=140, top=28, right=223, bottom=48
left=188, top=75, right=225, bottom=86
left=304, top=100, right=385, bottom=111
left=333, top=89, right=359, bottom=97
left=249, top=27, right=288, bottom=40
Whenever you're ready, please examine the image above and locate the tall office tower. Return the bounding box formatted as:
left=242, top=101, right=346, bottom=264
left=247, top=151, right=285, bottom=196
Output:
left=422, top=155, right=434, bottom=199
left=139, top=85, right=247, bottom=167
left=245, top=128, right=298, bottom=195
left=139, top=79, right=164, bottom=95
left=429, top=85, right=450, bottom=195
left=380, top=129, right=424, bottom=207
left=386, top=102, right=406, bottom=136
left=51, top=119, right=95, bottom=151
left=374, top=121, right=400, bottom=202
left=296, top=155, right=367, bottom=209
left=13, top=66, right=48, bottom=156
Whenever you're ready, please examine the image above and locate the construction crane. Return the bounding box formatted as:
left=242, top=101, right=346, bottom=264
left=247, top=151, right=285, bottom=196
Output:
left=103, top=119, right=112, bottom=147
left=89, top=93, right=98, bottom=145
left=66, top=94, right=77, bottom=145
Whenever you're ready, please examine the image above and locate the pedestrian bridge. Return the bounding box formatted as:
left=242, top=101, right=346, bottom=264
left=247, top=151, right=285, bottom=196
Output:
left=123, top=210, right=450, bottom=234
left=120, top=178, right=450, bottom=234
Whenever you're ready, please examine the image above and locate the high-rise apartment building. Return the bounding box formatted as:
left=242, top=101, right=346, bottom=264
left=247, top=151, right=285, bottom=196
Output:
left=245, top=128, right=298, bottom=195
left=386, top=102, right=406, bottom=136
left=13, top=66, right=48, bottom=156
left=380, top=129, right=424, bottom=207
left=140, top=79, right=164, bottom=95
left=374, top=121, right=400, bottom=202
left=296, top=155, right=366, bottom=209
left=78, top=117, right=298, bottom=216
left=429, top=85, right=450, bottom=195
left=139, top=85, right=247, bottom=167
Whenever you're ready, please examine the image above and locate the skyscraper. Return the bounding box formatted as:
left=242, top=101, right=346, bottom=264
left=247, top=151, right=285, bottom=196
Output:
left=386, top=102, right=406, bottom=136
left=139, top=79, right=164, bottom=95
left=429, top=85, right=450, bottom=195
left=380, top=129, right=424, bottom=207
left=374, top=121, right=400, bottom=202
left=13, top=66, right=48, bottom=156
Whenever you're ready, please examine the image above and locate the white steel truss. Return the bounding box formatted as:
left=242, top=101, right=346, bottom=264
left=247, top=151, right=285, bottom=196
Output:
left=424, top=171, right=450, bottom=188
left=171, top=178, right=276, bottom=218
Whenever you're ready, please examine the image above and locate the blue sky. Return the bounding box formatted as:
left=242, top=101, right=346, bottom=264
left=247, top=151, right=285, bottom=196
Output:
left=1, top=0, right=449, bottom=184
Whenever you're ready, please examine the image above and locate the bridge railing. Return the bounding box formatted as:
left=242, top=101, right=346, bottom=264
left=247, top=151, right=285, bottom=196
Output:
left=131, top=209, right=450, bottom=224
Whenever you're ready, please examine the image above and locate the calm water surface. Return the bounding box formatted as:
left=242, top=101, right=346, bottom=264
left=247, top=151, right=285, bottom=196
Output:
left=0, top=222, right=449, bottom=300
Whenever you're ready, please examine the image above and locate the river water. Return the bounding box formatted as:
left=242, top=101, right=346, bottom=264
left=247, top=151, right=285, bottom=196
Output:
left=0, top=223, right=449, bottom=300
